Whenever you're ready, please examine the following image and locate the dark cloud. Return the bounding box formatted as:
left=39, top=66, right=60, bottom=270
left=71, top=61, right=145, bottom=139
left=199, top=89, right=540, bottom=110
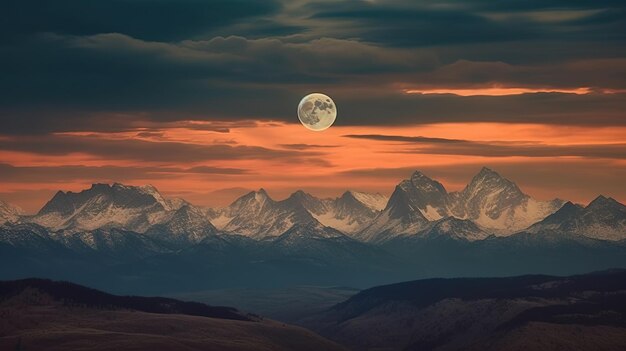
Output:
left=403, top=59, right=626, bottom=90
left=343, top=135, right=466, bottom=144
left=309, top=0, right=626, bottom=47
left=311, top=6, right=536, bottom=47
left=410, top=143, right=626, bottom=159
left=0, top=0, right=624, bottom=134
left=210, top=18, right=307, bottom=39
left=344, top=134, right=626, bottom=159
left=0, top=34, right=434, bottom=133
left=0, top=163, right=250, bottom=183
left=136, top=131, right=165, bottom=138
left=1, top=0, right=282, bottom=42
left=333, top=91, right=626, bottom=127
left=0, top=134, right=323, bottom=163
left=184, top=166, right=250, bottom=175
left=280, top=144, right=340, bottom=150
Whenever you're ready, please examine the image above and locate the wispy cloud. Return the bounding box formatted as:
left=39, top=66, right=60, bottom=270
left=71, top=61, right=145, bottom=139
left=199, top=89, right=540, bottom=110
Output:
left=344, top=134, right=626, bottom=159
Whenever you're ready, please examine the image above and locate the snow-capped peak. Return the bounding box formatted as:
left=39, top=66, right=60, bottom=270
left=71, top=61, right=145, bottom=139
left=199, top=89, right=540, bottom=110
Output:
left=357, top=168, right=565, bottom=242
left=138, top=184, right=172, bottom=210
left=462, top=167, right=523, bottom=199
left=29, top=183, right=201, bottom=234
left=347, top=191, right=388, bottom=212
left=0, top=199, right=23, bottom=224
left=527, top=195, right=626, bottom=241
left=230, top=189, right=273, bottom=210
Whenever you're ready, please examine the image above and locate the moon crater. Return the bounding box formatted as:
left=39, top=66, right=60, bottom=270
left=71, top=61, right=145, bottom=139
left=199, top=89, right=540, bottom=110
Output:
left=298, top=93, right=337, bottom=131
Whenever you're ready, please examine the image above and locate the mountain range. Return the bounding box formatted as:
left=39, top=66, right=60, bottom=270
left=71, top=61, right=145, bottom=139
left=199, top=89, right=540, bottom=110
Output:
left=1, top=167, right=625, bottom=293
left=358, top=168, right=565, bottom=242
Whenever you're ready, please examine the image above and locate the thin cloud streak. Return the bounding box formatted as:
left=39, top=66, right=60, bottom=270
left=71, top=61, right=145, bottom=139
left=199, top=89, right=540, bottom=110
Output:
left=404, top=87, right=592, bottom=96
left=344, top=134, right=626, bottom=159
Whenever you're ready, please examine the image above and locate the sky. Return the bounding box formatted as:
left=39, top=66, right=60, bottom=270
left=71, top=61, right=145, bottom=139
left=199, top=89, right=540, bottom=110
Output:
left=1, top=0, right=625, bottom=213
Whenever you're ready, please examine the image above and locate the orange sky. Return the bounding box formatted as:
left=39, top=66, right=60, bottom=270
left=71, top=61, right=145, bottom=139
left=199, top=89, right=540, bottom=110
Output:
left=2, top=0, right=626, bottom=214
left=2, top=120, right=625, bottom=213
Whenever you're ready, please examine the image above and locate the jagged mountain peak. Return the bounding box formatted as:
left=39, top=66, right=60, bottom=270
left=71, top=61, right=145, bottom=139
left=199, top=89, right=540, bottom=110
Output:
left=356, top=170, right=458, bottom=242
left=464, top=167, right=523, bottom=195
left=30, top=183, right=202, bottom=234
left=244, top=188, right=270, bottom=198
left=443, top=167, right=553, bottom=234
left=219, top=188, right=319, bottom=239
left=287, top=190, right=317, bottom=202
left=409, top=170, right=428, bottom=182
left=285, top=190, right=328, bottom=215
left=587, top=195, right=624, bottom=211
left=213, top=188, right=388, bottom=238
left=359, top=168, right=565, bottom=241
left=527, top=195, right=626, bottom=241
left=340, top=190, right=356, bottom=199
left=337, top=191, right=363, bottom=206
left=0, top=199, right=23, bottom=224
left=560, top=201, right=585, bottom=212
left=232, top=189, right=273, bottom=207
left=474, top=167, right=508, bottom=182
left=399, top=171, right=447, bottom=194
left=410, top=170, right=437, bottom=183
left=284, top=190, right=385, bottom=236
left=38, top=183, right=170, bottom=217
left=390, top=171, right=448, bottom=221
left=356, top=186, right=430, bottom=243
left=528, top=201, right=583, bottom=228
left=138, top=183, right=161, bottom=194
left=478, top=166, right=497, bottom=176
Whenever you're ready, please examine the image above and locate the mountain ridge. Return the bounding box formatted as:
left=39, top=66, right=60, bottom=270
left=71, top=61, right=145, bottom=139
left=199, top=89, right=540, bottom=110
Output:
left=358, top=167, right=565, bottom=242
left=527, top=194, right=626, bottom=241
left=1, top=167, right=622, bottom=245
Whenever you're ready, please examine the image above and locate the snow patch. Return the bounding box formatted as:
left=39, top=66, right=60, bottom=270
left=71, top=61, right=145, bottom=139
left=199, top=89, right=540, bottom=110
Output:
left=350, top=191, right=389, bottom=211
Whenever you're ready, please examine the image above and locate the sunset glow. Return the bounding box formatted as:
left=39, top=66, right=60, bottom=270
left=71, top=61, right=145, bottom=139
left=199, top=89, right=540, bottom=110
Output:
left=1, top=0, right=625, bottom=215
left=404, top=86, right=593, bottom=96
left=2, top=120, right=625, bottom=213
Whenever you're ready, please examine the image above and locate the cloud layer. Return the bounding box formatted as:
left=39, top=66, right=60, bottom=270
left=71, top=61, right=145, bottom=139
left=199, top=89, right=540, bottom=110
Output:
left=0, top=0, right=625, bottom=211
left=1, top=0, right=625, bottom=132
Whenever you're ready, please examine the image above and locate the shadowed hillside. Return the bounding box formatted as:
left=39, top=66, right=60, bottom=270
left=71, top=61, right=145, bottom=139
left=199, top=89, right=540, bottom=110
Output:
left=302, top=269, right=626, bottom=351
left=0, top=278, right=249, bottom=321
left=0, top=278, right=346, bottom=351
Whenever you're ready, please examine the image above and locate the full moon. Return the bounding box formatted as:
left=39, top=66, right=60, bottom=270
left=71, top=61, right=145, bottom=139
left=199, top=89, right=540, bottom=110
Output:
left=297, top=93, right=337, bottom=131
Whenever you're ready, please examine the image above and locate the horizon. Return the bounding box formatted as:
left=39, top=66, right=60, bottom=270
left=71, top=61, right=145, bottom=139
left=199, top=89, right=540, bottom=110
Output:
left=9, top=166, right=619, bottom=215
left=2, top=124, right=625, bottom=213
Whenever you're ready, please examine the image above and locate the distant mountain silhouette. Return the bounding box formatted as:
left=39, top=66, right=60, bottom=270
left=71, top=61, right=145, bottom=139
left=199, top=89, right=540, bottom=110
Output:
left=528, top=195, right=626, bottom=241
left=359, top=168, right=564, bottom=242
left=0, top=168, right=624, bottom=293
left=0, top=278, right=250, bottom=321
